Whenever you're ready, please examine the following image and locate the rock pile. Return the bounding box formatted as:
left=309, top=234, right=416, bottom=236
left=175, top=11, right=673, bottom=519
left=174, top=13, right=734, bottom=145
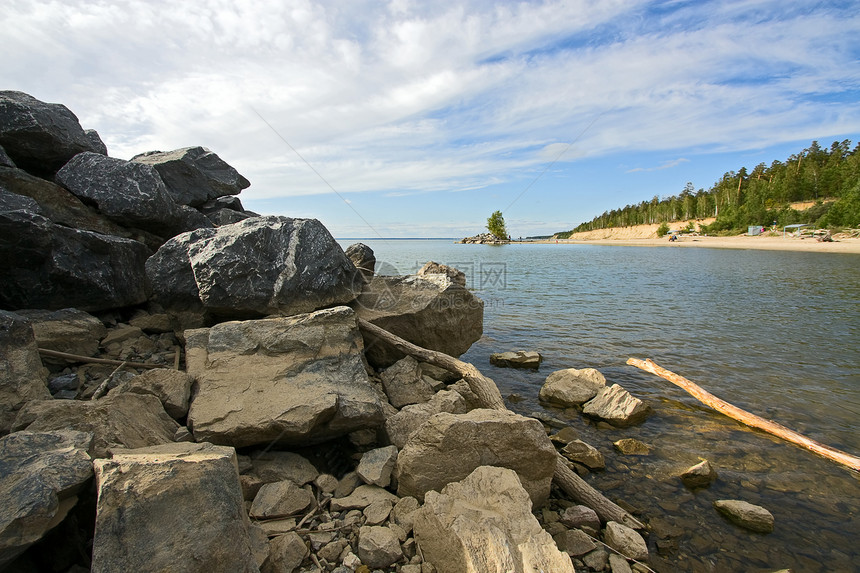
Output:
left=457, top=232, right=508, bottom=244
left=0, top=92, right=658, bottom=572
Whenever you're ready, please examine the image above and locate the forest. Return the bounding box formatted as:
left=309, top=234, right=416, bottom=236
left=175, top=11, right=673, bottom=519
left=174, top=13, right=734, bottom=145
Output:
left=555, top=140, right=860, bottom=237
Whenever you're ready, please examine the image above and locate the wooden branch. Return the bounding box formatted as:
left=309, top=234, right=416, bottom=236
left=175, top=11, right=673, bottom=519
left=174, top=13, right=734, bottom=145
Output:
left=38, top=348, right=170, bottom=370
left=91, top=360, right=128, bottom=400
left=627, top=357, right=860, bottom=472
left=358, top=318, right=644, bottom=529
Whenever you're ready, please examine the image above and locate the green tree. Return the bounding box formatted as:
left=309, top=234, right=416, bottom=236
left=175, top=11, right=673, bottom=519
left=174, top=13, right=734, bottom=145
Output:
left=486, top=210, right=508, bottom=239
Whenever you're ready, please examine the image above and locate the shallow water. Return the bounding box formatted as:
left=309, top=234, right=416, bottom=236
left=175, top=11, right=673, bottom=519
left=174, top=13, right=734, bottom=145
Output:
left=341, top=239, right=860, bottom=572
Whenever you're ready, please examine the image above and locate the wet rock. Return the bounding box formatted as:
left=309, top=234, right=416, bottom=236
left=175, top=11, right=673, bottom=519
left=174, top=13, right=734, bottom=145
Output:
left=109, top=368, right=193, bottom=420
left=345, top=242, right=376, bottom=282
left=614, top=438, right=651, bottom=455
left=147, top=216, right=360, bottom=319
left=713, top=499, right=774, bottom=533
left=550, top=426, right=580, bottom=445
left=0, top=210, right=150, bottom=312
left=12, top=393, right=179, bottom=458
left=414, top=466, right=575, bottom=573
left=16, top=308, right=107, bottom=359
left=358, top=525, right=403, bottom=569
left=0, top=310, right=50, bottom=433
left=249, top=480, right=314, bottom=519
left=582, top=384, right=650, bottom=427
left=539, top=367, right=606, bottom=406
left=351, top=274, right=483, bottom=368
left=0, top=430, right=93, bottom=569
left=0, top=91, right=105, bottom=176
left=394, top=409, right=557, bottom=507
left=680, top=459, right=717, bottom=489
left=131, top=146, right=250, bottom=207
left=604, top=521, right=649, bottom=562
left=380, top=356, right=436, bottom=408
left=417, top=261, right=466, bottom=288
left=561, top=439, right=606, bottom=470
left=356, top=445, right=399, bottom=488
left=185, top=307, right=383, bottom=448
left=489, top=350, right=542, bottom=369
left=91, top=442, right=259, bottom=573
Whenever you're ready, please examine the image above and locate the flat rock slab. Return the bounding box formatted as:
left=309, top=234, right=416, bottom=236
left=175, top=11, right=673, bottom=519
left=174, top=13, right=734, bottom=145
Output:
left=582, top=383, right=650, bottom=427
left=186, top=307, right=384, bottom=448
left=489, top=350, right=542, bottom=369
left=92, top=442, right=259, bottom=573
left=0, top=430, right=93, bottom=569
left=714, top=499, right=774, bottom=533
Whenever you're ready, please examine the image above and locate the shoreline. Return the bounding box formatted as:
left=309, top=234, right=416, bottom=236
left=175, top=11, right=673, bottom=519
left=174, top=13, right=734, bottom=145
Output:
left=521, top=235, right=860, bottom=254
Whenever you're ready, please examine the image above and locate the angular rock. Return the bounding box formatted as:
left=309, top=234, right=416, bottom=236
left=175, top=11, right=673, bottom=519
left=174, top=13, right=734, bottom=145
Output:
left=384, top=388, right=470, bottom=448
left=0, top=91, right=104, bottom=176
left=680, top=459, right=717, bottom=489
left=604, top=521, right=649, bottom=561
left=0, top=188, right=40, bottom=213
left=147, top=216, right=361, bottom=319
left=0, top=144, right=14, bottom=167
left=549, top=426, right=580, bottom=445
left=250, top=451, right=319, bottom=486
left=345, top=242, right=376, bottom=282
left=582, top=384, right=650, bottom=427
left=262, top=532, right=308, bottom=573
left=559, top=505, right=601, bottom=531
left=713, top=499, right=774, bottom=533
left=55, top=152, right=198, bottom=237
left=185, top=307, right=384, bottom=448
left=0, top=430, right=93, bottom=569
left=84, top=129, right=108, bottom=155
left=12, top=392, right=179, bottom=458
left=250, top=480, right=315, bottom=519
left=394, top=409, right=557, bottom=507
left=553, top=529, right=597, bottom=556
left=489, top=350, right=542, bottom=369
left=356, top=445, right=399, bottom=488
left=109, top=368, right=193, bottom=419
left=91, top=442, right=259, bottom=573
left=0, top=310, right=50, bottom=433
left=380, top=356, right=436, bottom=408
left=539, top=367, right=606, bottom=407
left=206, top=207, right=253, bottom=226
left=131, top=146, right=250, bottom=207
left=0, top=210, right=150, bottom=312
left=609, top=553, right=633, bottom=573
left=414, top=466, right=575, bottom=573
left=16, top=308, right=107, bottom=359
left=417, top=261, right=466, bottom=288
left=363, top=500, right=394, bottom=526
left=561, top=439, right=605, bottom=470
left=358, top=525, right=403, bottom=569
left=614, top=438, right=651, bottom=455
left=352, top=274, right=483, bottom=368
left=391, top=496, right=421, bottom=533
left=330, top=484, right=399, bottom=511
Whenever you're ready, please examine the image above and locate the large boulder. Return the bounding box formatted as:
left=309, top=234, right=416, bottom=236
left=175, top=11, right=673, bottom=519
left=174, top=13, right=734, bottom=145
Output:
left=413, top=466, right=575, bottom=573
left=15, top=308, right=107, bottom=359
left=55, top=152, right=209, bottom=237
left=0, top=91, right=104, bottom=177
left=582, top=384, right=650, bottom=427
left=131, top=147, right=250, bottom=207
left=0, top=210, right=150, bottom=312
left=394, top=409, right=557, bottom=507
left=539, top=367, right=606, bottom=407
left=91, top=442, right=259, bottom=573
left=351, top=274, right=483, bottom=368
left=0, top=311, right=50, bottom=434
left=0, top=430, right=94, bottom=569
left=185, top=307, right=384, bottom=448
left=146, top=216, right=362, bottom=319
left=12, top=393, right=179, bottom=458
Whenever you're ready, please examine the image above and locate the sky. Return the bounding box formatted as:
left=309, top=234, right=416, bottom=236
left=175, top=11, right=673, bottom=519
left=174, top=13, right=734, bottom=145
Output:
left=3, top=0, right=860, bottom=238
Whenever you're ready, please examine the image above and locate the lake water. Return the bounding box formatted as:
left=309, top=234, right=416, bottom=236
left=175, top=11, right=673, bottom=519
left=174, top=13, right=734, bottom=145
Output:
left=341, top=238, right=860, bottom=572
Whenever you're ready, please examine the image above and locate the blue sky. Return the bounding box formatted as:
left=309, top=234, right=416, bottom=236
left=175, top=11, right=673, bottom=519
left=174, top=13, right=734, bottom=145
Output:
left=3, top=0, right=859, bottom=237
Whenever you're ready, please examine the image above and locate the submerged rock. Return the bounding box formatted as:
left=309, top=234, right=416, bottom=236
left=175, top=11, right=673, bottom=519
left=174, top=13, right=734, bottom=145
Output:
left=489, top=350, right=542, bottom=369
left=713, top=499, right=774, bottom=533
left=680, top=459, right=717, bottom=489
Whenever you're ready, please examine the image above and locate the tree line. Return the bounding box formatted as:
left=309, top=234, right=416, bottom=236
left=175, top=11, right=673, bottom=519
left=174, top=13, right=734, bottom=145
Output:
left=555, top=140, right=860, bottom=237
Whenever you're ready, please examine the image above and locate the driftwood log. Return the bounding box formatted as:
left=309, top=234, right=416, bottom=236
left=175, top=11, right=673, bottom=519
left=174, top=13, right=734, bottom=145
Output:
left=358, top=318, right=644, bottom=529
left=628, top=357, right=860, bottom=472
left=38, top=348, right=171, bottom=370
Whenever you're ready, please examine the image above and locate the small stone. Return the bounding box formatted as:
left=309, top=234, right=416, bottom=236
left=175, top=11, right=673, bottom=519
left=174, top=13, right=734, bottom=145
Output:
left=561, top=440, right=605, bottom=470
left=342, top=551, right=361, bottom=570
left=552, top=529, right=597, bottom=556
left=680, top=460, right=717, bottom=489
left=315, top=473, right=339, bottom=494
left=250, top=481, right=314, bottom=519
left=264, top=532, right=308, bottom=573
left=334, top=471, right=363, bottom=498
left=356, top=445, right=398, bottom=488
left=550, top=426, right=580, bottom=445
left=330, top=484, right=399, bottom=511
left=559, top=505, right=600, bottom=531
left=613, top=438, right=651, bottom=455
left=363, top=500, right=393, bottom=526
left=490, top=350, right=542, bottom=369
left=358, top=526, right=403, bottom=569
left=604, top=521, right=648, bottom=561
left=609, top=553, right=633, bottom=573
left=713, top=499, right=774, bottom=533
left=391, top=496, right=420, bottom=533
left=583, top=548, right=609, bottom=571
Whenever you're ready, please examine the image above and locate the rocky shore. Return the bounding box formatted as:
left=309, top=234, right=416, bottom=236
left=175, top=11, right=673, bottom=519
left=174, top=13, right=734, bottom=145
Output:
left=1, top=92, right=776, bottom=573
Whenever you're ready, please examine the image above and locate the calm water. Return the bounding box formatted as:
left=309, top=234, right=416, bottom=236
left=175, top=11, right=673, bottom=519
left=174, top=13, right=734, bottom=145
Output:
left=341, top=239, right=860, bottom=572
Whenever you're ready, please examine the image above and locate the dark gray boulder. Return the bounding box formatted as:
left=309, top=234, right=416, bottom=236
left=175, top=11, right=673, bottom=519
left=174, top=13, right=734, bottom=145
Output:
left=131, top=146, right=250, bottom=207
left=0, top=144, right=14, bottom=167
left=0, top=188, right=42, bottom=214
left=199, top=195, right=245, bottom=213
left=55, top=152, right=210, bottom=238
left=0, top=91, right=104, bottom=176
left=205, top=208, right=253, bottom=226
left=84, top=129, right=107, bottom=155
left=0, top=210, right=150, bottom=312
left=146, top=216, right=362, bottom=319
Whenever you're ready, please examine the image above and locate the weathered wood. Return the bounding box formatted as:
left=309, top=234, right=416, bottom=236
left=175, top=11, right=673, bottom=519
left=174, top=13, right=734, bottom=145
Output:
left=91, top=360, right=128, bottom=400
left=627, top=357, right=860, bottom=472
left=38, top=348, right=169, bottom=370
left=358, top=318, right=644, bottom=528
